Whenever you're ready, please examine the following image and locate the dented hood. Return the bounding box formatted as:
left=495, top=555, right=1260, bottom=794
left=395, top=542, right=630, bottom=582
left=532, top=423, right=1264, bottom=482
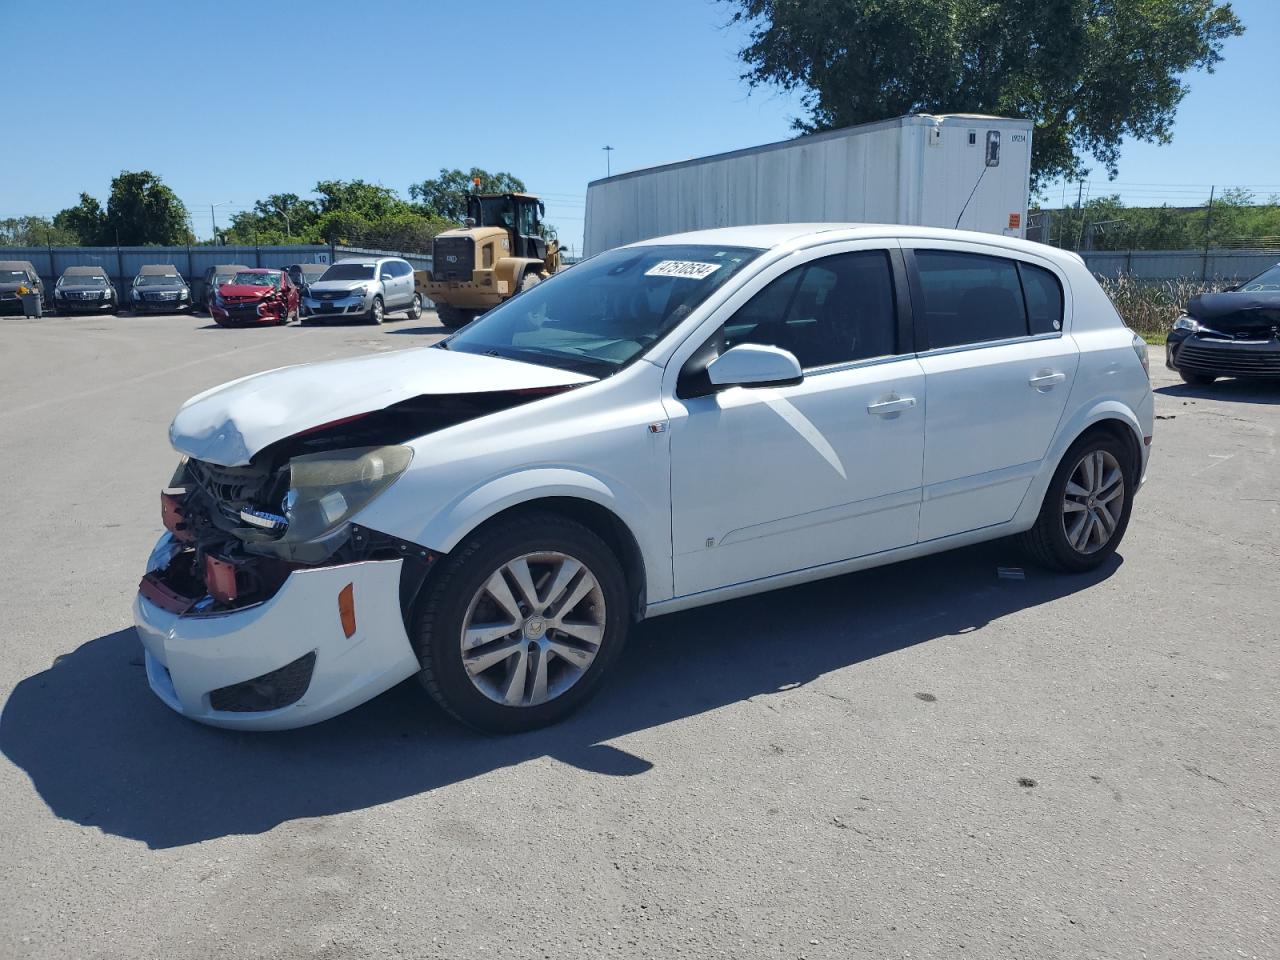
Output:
left=170, top=346, right=595, bottom=466
left=219, top=283, right=276, bottom=298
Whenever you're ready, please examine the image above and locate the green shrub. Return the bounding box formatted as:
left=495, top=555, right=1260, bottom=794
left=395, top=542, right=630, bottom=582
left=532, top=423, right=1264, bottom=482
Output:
left=1095, top=275, right=1221, bottom=340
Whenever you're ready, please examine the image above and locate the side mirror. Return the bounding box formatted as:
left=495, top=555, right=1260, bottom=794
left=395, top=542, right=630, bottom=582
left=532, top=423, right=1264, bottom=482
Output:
left=706, top=343, right=803, bottom=389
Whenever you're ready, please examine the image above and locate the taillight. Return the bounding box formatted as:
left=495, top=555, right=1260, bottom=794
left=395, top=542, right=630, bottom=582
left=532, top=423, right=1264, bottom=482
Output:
left=1131, top=334, right=1150, bottom=379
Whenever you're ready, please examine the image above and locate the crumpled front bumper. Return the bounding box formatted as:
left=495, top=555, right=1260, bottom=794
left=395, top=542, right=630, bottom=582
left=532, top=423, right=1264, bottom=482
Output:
left=133, top=534, right=421, bottom=730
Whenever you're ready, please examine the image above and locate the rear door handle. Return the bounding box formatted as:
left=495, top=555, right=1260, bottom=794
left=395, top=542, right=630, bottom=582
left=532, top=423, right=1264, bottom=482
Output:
left=867, top=396, right=917, bottom=416
left=1028, top=371, right=1067, bottom=389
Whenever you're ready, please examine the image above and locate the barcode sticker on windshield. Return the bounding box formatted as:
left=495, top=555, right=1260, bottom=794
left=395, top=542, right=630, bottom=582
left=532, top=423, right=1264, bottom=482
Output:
left=645, top=260, right=722, bottom=280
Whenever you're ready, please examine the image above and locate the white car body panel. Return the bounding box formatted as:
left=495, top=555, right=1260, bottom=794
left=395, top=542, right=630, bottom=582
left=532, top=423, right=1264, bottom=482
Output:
left=137, top=223, right=1154, bottom=730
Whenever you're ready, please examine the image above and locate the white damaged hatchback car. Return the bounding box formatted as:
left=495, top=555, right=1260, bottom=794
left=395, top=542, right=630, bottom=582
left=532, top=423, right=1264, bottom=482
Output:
left=136, top=224, right=1154, bottom=732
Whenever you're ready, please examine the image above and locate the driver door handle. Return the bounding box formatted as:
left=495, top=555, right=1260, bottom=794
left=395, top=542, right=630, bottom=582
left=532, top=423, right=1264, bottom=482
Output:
left=867, top=396, right=917, bottom=416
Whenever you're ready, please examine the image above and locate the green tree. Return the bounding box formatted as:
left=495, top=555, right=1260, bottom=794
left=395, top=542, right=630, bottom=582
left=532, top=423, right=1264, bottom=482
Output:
left=723, top=0, right=1243, bottom=186
left=53, top=193, right=107, bottom=244
left=409, top=168, right=528, bottom=221
left=0, top=215, right=80, bottom=246
left=101, top=171, right=193, bottom=245
left=226, top=193, right=321, bottom=244
left=314, top=179, right=406, bottom=219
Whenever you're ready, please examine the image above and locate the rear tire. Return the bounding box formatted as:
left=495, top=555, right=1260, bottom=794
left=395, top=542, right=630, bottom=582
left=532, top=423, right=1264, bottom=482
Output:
left=407, top=293, right=423, bottom=320
left=1020, top=431, right=1135, bottom=573
left=519, top=271, right=542, bottom=293
left=1179, top=369, right=1215, bottom=386
left=412, top=512, right=630, bottom=733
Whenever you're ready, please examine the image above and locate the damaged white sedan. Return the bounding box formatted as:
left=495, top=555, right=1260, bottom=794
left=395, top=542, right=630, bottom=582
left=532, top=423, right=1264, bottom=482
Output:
left=136, top=224, right=1153, bottom=732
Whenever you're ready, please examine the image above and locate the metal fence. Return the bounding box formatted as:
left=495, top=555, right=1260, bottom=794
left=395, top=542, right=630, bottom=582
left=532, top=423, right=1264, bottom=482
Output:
left=1079, top=249, right=1278, bottom=282
left=0, top=244, right=433, bottom=302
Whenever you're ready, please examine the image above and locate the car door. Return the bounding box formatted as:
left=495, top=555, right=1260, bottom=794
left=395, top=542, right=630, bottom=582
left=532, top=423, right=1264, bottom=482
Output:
left=904, top=243, right=1079, bottom=542
left=665, top=244, right=926, bottom=597
left=393, top=261, right=413, bottom=307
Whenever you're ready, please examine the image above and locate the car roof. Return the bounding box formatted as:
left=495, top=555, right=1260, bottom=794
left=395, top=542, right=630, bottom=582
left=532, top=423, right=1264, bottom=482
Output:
left=62, top=265, right=109, bottom=277
left=236, top=268, right=279, bottom=274
left=0, top=260, right=37, bottom=272
left=209, top=263, right=252, bottom=272
left=138, top=264, right=181, bottom=275
left=332, top=257, right=399, bottom=265
left=628, top=223, right=1080, bottom=264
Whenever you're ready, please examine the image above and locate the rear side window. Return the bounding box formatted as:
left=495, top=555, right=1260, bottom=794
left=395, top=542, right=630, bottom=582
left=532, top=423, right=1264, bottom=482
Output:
left=1018, top=262, right=1064, bottom=334
left=915, top=251, right=1027, bottom=349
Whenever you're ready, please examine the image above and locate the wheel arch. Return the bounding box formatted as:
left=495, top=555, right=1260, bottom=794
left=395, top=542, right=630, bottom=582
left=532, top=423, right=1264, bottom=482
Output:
left=1013, top=402, right=1147, bottom=529
left=456, top=497, right=648, bottom=620
left=418, top=470, right=659, bottom=619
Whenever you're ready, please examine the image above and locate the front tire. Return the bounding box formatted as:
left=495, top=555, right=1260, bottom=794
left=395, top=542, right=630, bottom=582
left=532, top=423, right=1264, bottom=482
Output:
left=435, top=302, right=473, bottom=329
left=1020, top=432, right=1135, bottom=573
left=412, top=512, right=630, bottom=733
left=367, top=295, right=384, bottom=325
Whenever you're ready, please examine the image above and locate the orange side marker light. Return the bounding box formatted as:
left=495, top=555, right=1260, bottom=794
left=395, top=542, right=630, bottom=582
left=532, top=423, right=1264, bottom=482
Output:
left=338, top=583, right=356, bottom=639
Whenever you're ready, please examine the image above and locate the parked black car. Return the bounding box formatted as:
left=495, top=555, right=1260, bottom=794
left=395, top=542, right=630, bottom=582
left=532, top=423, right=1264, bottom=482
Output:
left=129, top=264, right=192, bottom=313
left=53, top=266, right=118, bottom=314
left=0, top=260, right=44, bottom=314
left=198, top=264, right=252, bottom=311
left=1166, top=263, right=1280, bottom=385
left=286, top=262, right=328, bottom=294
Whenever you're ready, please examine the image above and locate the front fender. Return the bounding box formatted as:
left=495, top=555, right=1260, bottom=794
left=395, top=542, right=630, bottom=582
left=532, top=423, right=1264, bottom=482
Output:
left=374, top=467, right=673, bottom=605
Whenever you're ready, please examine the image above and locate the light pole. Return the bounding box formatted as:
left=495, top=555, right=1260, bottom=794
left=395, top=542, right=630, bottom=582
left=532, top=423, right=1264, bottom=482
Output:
left=602, top=145, right=614, bottom=177
left=210, top=200, right=232, bottom=245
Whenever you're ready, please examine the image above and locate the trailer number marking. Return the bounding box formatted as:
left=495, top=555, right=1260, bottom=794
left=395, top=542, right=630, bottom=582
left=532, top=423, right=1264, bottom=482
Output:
left=645, top=260, right=722, bottom=280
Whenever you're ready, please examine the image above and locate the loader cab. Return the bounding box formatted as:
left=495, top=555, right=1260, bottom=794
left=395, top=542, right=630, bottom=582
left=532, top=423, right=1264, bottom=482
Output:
left=467, top=193, right=547, bottom=261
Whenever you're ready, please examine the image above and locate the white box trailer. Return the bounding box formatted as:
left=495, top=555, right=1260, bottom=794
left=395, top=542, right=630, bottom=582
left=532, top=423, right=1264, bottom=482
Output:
left=583, top=113, right=1033, bottom=256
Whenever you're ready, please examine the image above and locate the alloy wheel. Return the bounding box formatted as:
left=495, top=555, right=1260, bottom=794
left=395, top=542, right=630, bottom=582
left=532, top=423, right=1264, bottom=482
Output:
left=459, top=551, right=606, bottom=707
left=1061, top=449, right=1125, bottom=554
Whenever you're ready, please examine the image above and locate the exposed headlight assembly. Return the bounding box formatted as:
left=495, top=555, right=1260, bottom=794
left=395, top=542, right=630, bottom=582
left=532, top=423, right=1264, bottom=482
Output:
left=276, top=445, right=413, bottom=544
left=1172, top=314, right=1201, bottom=333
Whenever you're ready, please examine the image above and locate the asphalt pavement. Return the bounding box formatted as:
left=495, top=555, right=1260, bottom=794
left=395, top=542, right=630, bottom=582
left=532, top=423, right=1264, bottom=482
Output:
left=1, top=310, right=1276, bottom=959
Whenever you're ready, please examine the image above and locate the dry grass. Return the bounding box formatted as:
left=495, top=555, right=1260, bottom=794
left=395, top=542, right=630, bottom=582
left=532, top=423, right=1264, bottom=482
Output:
left=1096, top=274, right=1221, bottom=341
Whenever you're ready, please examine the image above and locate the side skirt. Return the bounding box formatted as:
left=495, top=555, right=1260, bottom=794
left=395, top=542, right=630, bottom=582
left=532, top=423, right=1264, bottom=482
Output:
left=642, top=518, right=1030, bottom=620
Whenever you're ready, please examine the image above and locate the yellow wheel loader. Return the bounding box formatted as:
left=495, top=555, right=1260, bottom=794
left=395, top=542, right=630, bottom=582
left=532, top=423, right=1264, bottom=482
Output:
left=417, top=192, right=562, bottom=329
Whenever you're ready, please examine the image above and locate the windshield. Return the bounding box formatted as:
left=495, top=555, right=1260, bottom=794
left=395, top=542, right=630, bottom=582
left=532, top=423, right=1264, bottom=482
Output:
left=135, top=274, right=183, bottom=286
left=444, top=244, right=761, bottom=376
left=1241, top=264, right=1280, bottom=292
left=320, top=263, right=375, bottom=281
left=231, top=272, right=280, bottom=288
left=474, top=196, right=515, bottom=229
left=0, top=270, right=30, bottom=284
left=60, top=275, right=106, bottom=287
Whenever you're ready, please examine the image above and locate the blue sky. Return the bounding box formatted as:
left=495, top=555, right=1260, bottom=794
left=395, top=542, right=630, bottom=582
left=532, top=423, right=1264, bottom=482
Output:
left=3, top=0, right=1275, bottom=254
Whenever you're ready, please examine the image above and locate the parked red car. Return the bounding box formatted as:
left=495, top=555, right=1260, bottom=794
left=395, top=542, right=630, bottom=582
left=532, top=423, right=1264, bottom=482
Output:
left=209, top=269, right=299, bottom=327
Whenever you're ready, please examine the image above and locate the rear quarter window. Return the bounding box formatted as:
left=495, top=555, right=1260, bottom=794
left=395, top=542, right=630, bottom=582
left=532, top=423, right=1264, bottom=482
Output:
left=1018, top=262, right=1064, bottom=334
